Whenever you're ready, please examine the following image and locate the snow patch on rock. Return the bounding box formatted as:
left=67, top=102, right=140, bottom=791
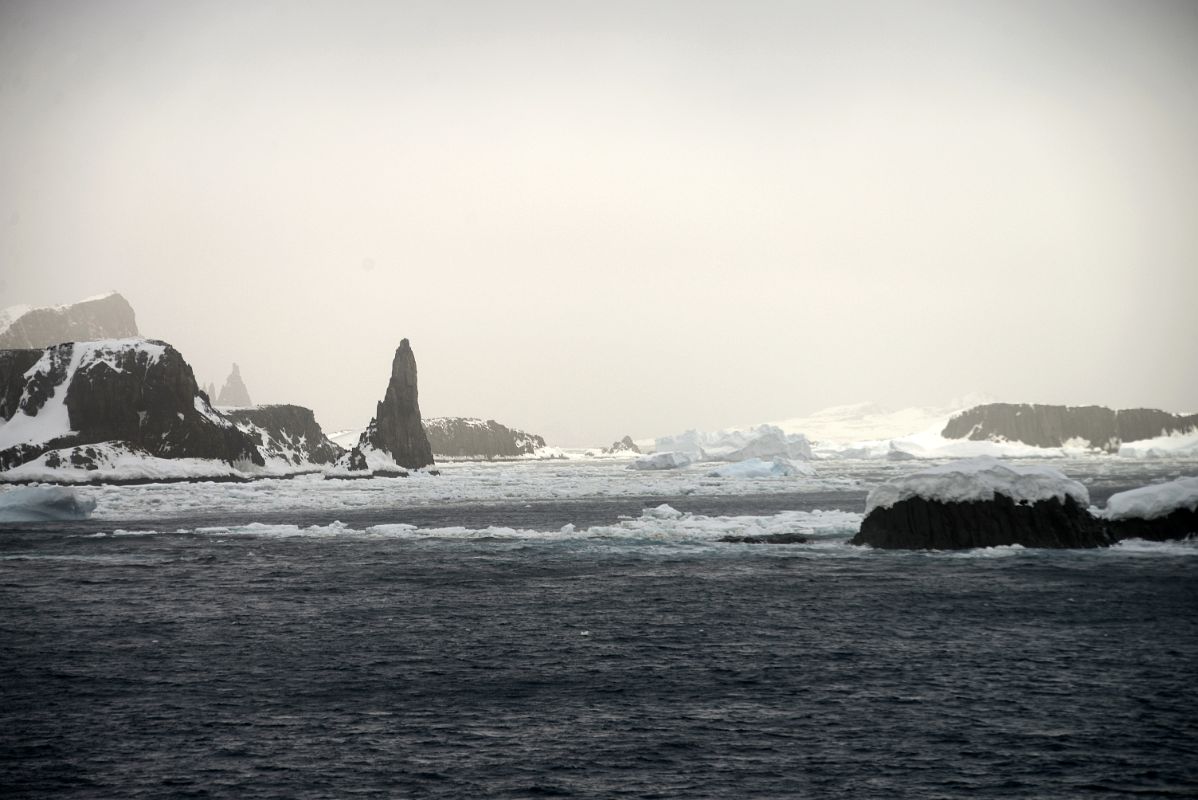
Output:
left=1102, top=477, right=1198, bottom=521
left=865, top=456, right=1090, bottom=515
left=0, top=441, right=253, bottom=483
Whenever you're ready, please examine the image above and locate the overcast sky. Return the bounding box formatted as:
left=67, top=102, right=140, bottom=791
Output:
left=1, top=0, right=1195, bottom=445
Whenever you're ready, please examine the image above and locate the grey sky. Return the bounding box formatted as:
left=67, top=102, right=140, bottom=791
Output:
left=2, top=0, right=1195, bottom=445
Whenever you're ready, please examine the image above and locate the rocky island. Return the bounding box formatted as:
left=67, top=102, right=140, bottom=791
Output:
left=941, top=403, right=1198, bottom=452
left=423, top=417, right=545, bottom=459
left=850, top=457, right=1111, bottom=549
left=0, top=338, right=263, bottom=482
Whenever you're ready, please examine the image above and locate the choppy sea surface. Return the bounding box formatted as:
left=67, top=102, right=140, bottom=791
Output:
left=2, top=458, right=1196, bottom=798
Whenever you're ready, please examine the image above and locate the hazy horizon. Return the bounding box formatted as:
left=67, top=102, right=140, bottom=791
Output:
left=2, top=0, right=1196, bottom=446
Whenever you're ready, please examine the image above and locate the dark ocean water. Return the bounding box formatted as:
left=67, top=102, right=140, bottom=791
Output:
left=2, top=494, right=1197, bottom=798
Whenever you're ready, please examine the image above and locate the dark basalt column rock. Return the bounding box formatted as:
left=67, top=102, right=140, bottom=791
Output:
left=850, top=494, right=1112, bottom=550
left=1106, top=508, right=1198, bottom=542
left=226, top=404, right=345, bottom=465
left=363, top=339, right=434, bottom=470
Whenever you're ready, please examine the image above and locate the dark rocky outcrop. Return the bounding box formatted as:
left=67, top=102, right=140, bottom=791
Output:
left=850, top=494, right=1112, bottom=550
left=423, top=417, right=545, bottom=459
left=0, top=292, right=138, bottom=349
left=342, top=339, right=434, bottom=471
left=719, top=532, right=809, bottom=544
left=226, top=405, right=345, bottom=466
left=216, top=363, right=252, bottom=407
left=1106, top=509, right=1198, bottom=542
left=604, top=435, right=641, bottom=454
left=0, top=339, right=262, bottom=471
left=942, top=403, right=1198, bottom=452
left=1101, top=478, right=1198, bottom=542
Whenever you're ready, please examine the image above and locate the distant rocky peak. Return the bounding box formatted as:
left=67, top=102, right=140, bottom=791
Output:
left=0, top=291, right=138, bottom=349
left=604, top=435, right=641, bottom=454
left=216, top=362, right=252, bottom=407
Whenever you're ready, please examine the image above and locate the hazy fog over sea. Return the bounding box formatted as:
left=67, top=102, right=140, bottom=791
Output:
left=2, top=0, right=1196, bottom=445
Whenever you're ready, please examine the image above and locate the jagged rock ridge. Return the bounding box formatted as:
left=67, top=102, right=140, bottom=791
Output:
left=226, top=405, right=345, bottom=467
left=423, top=417, right=545, bottom=459
left=942, top=403, right=1198, bottom=452
left=0, top=292, right=138, bottom=349
left=216, top=363, right=252, bottom=407
left=340, top=339, right=434, bottom=471
left=0, top=339, right=262, bottom=472
left=604, top=435, right=641, bottom=454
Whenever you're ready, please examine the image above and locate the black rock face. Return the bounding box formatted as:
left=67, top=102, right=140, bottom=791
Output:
left=850, top=494, right=1112, bottom=550
left=604, top=435, right=641, bottom=454
left=346, top=447, right=368, bottom=472
left=216, top=363, right=252, bottom=407
left=0, top=349, right=42, bottom=421
left=1106, top=508, right=1198, bottom=542
left=360, top=339, right=434, bottom=470
left=942, top=403, right=1198, bottom=452
left=0, top=340, right=263, bottom=471
left=226, top=405, right=345, bottom=466
left=423, top=417, right=545, bottom=459
left=0, top=293, right=138, bottom=349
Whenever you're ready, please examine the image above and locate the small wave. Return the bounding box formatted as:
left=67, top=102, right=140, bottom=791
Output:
left=157, top=505, right=864, bottom=547
left=1108, top=537, right=1198, bottom=556
left=943, top=544, right=1029, bottom=559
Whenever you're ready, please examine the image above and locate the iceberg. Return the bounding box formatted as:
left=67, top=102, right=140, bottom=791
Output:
left=705, top=457, right=815, bottom=479
left=0, top=486, right=97, bottom=522
left=627, top=451, right=694, bottom=471
left=653, top=425, right=812, bottom=463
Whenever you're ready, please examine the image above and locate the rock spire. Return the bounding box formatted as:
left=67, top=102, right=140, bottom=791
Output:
left=216, top=363, right=252, bottom=407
